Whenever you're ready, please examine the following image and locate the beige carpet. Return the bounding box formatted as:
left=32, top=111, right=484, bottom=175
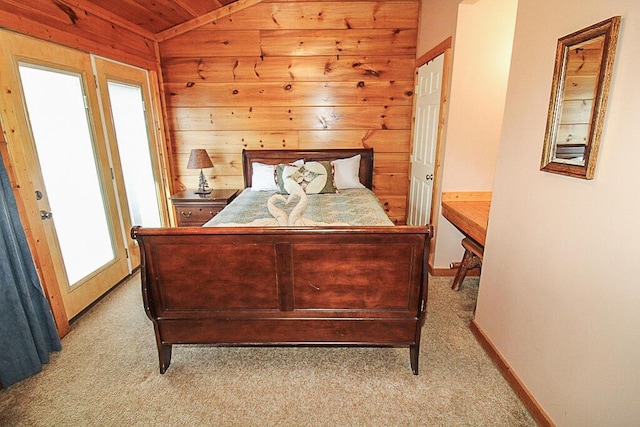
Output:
left=0, top=273, right=536, bottom=426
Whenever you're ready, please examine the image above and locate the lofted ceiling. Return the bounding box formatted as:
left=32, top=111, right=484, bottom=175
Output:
left=82, top=0, right=243, bottom=35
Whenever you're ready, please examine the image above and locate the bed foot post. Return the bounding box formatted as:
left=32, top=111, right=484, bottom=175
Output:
left=159, top=343, right=172, bottom=374
left=410, top=344, right=419, bottom=375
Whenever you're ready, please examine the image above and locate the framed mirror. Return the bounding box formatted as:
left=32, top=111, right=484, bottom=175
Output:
left=541, top=16, right=621, bottom=179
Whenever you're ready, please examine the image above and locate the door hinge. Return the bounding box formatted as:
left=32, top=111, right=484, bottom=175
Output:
left=125, top=248, right=129, bottom=259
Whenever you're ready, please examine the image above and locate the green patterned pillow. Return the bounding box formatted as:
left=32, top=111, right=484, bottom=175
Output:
left=275, top=161, right=336, bottom=194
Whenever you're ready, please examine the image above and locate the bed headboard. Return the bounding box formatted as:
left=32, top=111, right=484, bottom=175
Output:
left=554, top=144, right=586, bottom=160
left=242, top=148, right=374, bottom=190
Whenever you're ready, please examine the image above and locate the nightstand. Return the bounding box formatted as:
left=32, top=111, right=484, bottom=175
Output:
left=171, top=189, right=239, bottom=226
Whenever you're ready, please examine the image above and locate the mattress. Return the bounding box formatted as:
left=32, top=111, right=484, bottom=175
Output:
left=204, top=188, right=394, bottom=227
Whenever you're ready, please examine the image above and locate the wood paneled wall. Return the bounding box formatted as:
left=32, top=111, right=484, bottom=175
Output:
left=159, top=0, right=418, bottom=223
left=555, top=40, right=603, bottom=148
left=0, top=0, right=156, bottom=69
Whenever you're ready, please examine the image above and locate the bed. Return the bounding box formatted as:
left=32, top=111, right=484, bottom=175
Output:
left=132, top=148, right=432, bottom=374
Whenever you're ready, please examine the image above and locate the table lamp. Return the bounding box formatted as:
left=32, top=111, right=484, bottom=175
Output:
left=187, top=149, right=214, bottom=194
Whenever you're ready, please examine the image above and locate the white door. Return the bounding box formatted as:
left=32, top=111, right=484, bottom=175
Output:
left=407, top=54, right=444, bottom=226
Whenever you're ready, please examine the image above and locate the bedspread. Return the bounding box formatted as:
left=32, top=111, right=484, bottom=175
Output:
left=204, top=188, right=394, bottom=227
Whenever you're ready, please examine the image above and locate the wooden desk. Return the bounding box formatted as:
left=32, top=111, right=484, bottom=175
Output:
left=441, top=192, right=491, bottom=290
left=441, top=192, right=491, bottom=246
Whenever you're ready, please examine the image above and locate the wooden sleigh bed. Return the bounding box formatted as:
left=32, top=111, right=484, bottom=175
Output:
left=132, top=148, right=432, bottom=374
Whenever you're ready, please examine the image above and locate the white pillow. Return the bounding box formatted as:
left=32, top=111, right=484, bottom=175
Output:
left=250, top=159, right=304, bottom=191
left=331, top=154, right=365, bottom=189
left=250, top=162, right=279, bottom=191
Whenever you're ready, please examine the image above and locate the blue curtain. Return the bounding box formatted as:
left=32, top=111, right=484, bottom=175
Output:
left=0, top=152, right=61, bottom=388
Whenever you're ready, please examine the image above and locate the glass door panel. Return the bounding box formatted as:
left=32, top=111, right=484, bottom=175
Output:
left=106, top=81, right=161, bottom=227
left=19, top=64, right=115, bottom=285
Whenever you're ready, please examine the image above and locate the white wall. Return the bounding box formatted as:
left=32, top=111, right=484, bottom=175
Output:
left=477, top=0, right=640, bottom=424
left=431, top=0, right=517, bottom=268
left=416, top=0, right=461, bottom=57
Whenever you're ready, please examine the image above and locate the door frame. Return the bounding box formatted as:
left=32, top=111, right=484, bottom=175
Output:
left=411, top=38, right=452, bottom=271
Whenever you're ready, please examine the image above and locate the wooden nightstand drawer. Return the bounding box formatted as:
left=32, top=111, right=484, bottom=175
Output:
left=171, top=189, right=239, bottom=227
left=174, top=204, right=222, bottom=226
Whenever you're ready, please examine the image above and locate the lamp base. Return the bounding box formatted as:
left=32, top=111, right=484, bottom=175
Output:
left=194, top=187, right=212, bottom=195
left=195, top=169, right=212, bottom=195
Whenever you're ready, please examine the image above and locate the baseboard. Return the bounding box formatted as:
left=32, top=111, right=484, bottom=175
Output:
left=469, top=320, right=554, bottom=427
left=428, top=264, right=480, bottom=277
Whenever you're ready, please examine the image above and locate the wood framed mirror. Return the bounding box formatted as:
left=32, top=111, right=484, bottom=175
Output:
left=540, top=16, right=621, bottom=179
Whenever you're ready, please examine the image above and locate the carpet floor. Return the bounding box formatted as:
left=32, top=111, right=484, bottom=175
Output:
left=0, top=273, right=536, bottom=426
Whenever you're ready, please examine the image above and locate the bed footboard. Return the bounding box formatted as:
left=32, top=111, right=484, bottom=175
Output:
left=131, top=225, right=432, bottom=374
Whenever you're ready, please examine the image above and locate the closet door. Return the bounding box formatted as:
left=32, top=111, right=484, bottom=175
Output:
left=408, top=54, right=444, bottom=226
left=0, top=31, right=130, bottom=319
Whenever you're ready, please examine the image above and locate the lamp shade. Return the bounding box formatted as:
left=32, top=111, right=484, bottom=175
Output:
left=187, top=149, right=213, bottom=169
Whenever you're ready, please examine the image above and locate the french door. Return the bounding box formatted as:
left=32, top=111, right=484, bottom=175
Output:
left=94, top=58, right=165, bottom=268
left=0, top=30, right=166, bottom=320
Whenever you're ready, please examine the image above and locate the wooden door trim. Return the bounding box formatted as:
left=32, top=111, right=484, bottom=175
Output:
left=417, top=37, right=452, bottom=67
left=414, top=38, right=452, bottom=272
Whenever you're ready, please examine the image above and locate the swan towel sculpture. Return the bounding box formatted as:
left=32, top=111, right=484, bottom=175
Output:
left=214, top=180, right=348, bottom=227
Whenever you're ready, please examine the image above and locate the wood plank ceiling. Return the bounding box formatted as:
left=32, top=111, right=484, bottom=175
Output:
left=82, top=0, right=241, bottom=35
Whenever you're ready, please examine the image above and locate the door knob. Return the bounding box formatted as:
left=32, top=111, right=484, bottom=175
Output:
left=425, top=174, right=434, bottom=180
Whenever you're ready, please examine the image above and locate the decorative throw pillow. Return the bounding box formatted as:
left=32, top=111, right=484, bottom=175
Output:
left=274, top=164, right=296, bottom=193
left=251, top=159, right=303, bottom=191
left=275, top=161, right=336, bottom=194
left=331, top=154, right=365, bottom=189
